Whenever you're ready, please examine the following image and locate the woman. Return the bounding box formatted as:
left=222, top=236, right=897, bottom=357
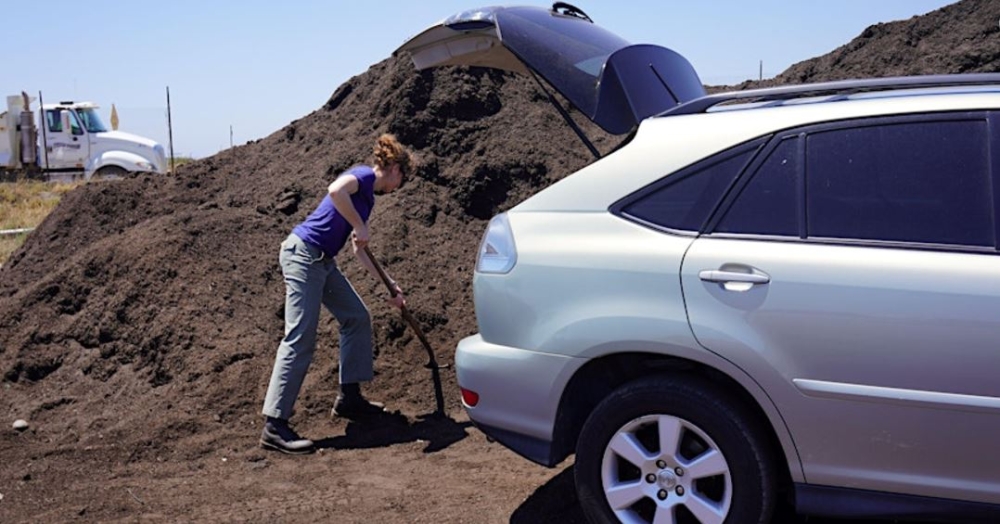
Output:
left=260, top=133, right=414, bottom=455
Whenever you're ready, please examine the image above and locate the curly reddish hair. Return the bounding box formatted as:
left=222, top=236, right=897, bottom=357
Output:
left=372, top=134, right=415, bottom=183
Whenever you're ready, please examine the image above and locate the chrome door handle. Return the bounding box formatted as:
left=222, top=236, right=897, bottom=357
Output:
left=698, top=270, right=770, bottom=284
left=699, top=268, right=770, bottom=292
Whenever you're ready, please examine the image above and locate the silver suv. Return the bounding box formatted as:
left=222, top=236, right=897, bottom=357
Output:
left=398, top=4, right=1000, bottom=523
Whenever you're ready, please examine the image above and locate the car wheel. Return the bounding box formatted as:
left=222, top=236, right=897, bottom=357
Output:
left=575, top=375, right=776, bottom=524
left=91, top=165, right=127, bottom=181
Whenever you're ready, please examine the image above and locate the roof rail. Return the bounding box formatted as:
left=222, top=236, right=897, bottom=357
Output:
left=661, top=73, right=1000, bottom=117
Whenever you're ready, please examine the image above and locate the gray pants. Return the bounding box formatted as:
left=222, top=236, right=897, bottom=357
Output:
left=262, top=233, right=373, bottom=420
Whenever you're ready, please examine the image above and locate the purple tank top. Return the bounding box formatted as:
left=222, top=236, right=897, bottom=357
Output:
left=292, top=165, right=376, bottom=257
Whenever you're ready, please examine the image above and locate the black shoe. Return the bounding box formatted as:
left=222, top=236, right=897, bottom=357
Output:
left=332, top=394, right=386, bottom=419
left=260, top=417, right=315, bottom=455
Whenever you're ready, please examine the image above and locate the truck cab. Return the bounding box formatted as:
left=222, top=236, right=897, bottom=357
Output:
left=1, top=95, right=167, bottom=180
left=40, top=101, right=167, bottom=179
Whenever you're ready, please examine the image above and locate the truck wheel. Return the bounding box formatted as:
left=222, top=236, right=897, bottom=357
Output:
left=91, top=165, right=127, bottom=181
left=574, top=375, right=776, bottom=524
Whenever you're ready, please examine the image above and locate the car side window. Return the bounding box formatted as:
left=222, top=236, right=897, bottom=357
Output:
left=807, top=120, right=993, bottom=246
left=715, top=137, right=799, bottom=236
left=620, top=145, right=758, bottom=232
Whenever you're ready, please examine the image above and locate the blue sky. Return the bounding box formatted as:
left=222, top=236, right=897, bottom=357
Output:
left=2, top=1, right=958, bottom=159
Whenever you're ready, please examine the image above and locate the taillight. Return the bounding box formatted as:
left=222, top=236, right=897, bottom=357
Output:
left=476, top=213, right=517, bottom=274
left=460, top=387, right=480, bottom=407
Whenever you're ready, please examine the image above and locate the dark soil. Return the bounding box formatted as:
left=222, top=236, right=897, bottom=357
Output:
left=0, top=1, right=994, bottom=522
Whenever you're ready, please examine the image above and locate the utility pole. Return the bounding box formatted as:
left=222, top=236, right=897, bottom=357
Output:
left=166, top=86, right=175, bottom=173
left=759, top=60, right=763, bottom=81
left=38, top=90, right=49, bottom=171
left=230, top=125, right=233, bottom=149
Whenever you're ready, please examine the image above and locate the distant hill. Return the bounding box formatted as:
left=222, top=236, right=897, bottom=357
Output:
left=716, top=0, right=1000, bottom=92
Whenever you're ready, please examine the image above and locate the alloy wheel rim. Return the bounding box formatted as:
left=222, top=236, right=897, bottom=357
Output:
left=600, top=414, right=732, bottom=524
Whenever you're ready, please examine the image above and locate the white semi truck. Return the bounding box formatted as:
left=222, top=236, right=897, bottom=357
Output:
left=0, top=92, right=167, bottom=180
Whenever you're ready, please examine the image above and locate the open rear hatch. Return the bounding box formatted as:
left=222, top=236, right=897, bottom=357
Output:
left=394, top=3, right=706, bottom=136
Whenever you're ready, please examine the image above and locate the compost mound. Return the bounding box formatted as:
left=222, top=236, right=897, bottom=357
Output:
left=1, top=1, right=997, bottom=521
left=0, top=54, right=620, bottom=521
left=0, top=56, right=616, bottom=443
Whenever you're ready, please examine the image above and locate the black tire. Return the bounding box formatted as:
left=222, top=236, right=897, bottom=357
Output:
left=575, top=375, right=776, bottom=524
left=91, top=165, right=127, bottom=181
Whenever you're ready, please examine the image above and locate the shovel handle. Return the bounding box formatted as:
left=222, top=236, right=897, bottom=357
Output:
left=363, top=246, right=439, bottom=363
left=363, top=245, right=448, bottom=415
left=363, top=246, right=398, bottom=296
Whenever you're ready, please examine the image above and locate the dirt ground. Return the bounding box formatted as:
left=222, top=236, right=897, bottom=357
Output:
left=0, top=1, right=994, bottom=522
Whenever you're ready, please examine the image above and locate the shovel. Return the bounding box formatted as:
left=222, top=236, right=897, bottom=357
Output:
left=363, top=246, right=448, bottom=416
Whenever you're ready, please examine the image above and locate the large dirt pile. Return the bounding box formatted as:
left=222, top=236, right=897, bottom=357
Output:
left=0, top=1, right=996, bottom=521
left=0, top=56, right=616, bottom=456
left=716, top=0, right=1000, bottom=93
left=778, top=0, right=1000, bottom=83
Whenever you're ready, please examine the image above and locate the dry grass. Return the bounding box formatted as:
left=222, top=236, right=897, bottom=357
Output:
left=0, top=179, right=82, bottom=264
left=0, top=233, right=29, bottom=263
left=169, top=156, right=196, bottom=172
left=0, top=159, right=196, bottom=264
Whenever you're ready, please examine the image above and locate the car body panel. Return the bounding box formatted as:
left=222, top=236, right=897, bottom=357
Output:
left=473, top=212, right=693, bottom=355
left=464, top=210, right=806, bottom=479
left=682, top=237, right=1000, bottom=504
left=395, top=5, right=705, bottom=134
left=395, top=8, right=527, bottom=73
left=455, top=334, right=585, bottom=446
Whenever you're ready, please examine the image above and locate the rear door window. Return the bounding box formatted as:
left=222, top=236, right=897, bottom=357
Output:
left=715, top=137, right=799, bottom=237
left=807, top=119, right=993, bottom=247
left=711, top=114, right=995, bottom=249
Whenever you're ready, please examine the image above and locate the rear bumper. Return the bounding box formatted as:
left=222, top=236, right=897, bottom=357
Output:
left=455, top=334, right=586, bottom=467
left=471, top=421, right=560, bottom=467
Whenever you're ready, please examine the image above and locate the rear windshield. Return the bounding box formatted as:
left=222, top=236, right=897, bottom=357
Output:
left=497, top=7, right=630, bottom=118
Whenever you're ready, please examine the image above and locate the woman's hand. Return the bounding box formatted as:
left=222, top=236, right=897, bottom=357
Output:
left=351, top=224, right=370, bottom=252
left=387, top=283, right=406, bottom=309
